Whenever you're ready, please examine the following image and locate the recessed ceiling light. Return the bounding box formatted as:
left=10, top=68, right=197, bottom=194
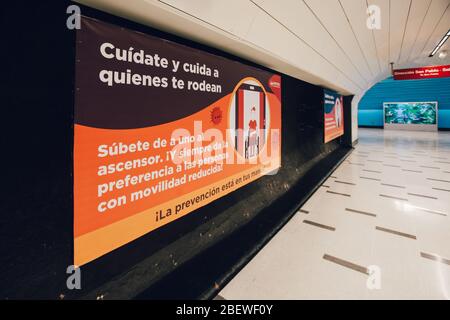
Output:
left=429, top=29, right=450, bottom=57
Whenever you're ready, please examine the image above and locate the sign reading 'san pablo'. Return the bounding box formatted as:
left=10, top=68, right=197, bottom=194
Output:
left=393, top=65, right=450, bottom=80
left=74, top=16, right=282, bottom=266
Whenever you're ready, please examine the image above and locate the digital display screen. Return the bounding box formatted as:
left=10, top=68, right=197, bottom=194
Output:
left=384, top=102, right=437, bottom=125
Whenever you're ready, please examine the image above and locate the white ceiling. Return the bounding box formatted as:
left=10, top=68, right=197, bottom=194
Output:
left=76, top=0, right=450, bottom=96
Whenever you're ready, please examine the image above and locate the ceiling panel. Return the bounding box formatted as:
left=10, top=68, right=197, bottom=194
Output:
left=251, top=0, right=367, bottom=90
left=389, top=0, right=411, bottom=64
left=75, top=0, right=450, bottom=96
left=420, top=4, right=450, bottom=58
left=305, top=0, right=372, bottom=85
left=160, top=0, right=258, bottom=39
left=340, top=0, right=381, bottom=77
left=369, top=0, right=390, bottom=76
left=398, top=0, right=433, bottom=64
left=245, top=2, right=362, bottom=93
left=243, top=7, right=359, bottom=91
left=408, top=0, right=450, bottom=63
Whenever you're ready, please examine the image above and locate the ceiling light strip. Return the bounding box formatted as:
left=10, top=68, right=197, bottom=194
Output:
left=429, top=29, right=450, bottom=57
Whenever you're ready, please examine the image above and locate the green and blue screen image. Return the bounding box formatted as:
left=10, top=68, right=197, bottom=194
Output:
left=384, top=102, right=437, bottom=125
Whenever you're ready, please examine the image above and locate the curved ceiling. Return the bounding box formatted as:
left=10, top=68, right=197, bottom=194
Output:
left=76, top=0, right=450, bottom=96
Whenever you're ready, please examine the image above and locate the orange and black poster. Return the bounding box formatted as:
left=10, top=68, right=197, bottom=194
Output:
left=324, top=89, right=344, bottom=143
left=74, top=16, right=282, bottom=266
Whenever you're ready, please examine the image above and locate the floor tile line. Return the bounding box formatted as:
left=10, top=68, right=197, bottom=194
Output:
left=407, top=193, right=438, bottom=200
left=363, top=169, right=382, bottom=174
left=348, top=162, right=365, bottom=166
left=327, top=190, right=351, bottom=197
left=409, top=205, right=447, bottom=217
left=360, top=176, right=381, bottom=181
left=375, top=226, right=417, bottom=240
left=335, top=180, right=357, bottom=186
left=379, top=194, right=408, bottom=201
left=420, top=252, right=450, bottom=266
left=323, top=254, right=369, bottom=275
left=427, top=178, right=450, bottom=183
left=420, top=166, right=441, bottom=170
left=345, top=208, right=377, bottom=218
left=402, top=169, right=423, bottom=173
left=380, top=183, right=406, bottom=189
left=303, top=220, right=335, bottom=231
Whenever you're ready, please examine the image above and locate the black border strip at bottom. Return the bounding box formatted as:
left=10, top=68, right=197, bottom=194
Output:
left=136, top=146, right=353, bottom=300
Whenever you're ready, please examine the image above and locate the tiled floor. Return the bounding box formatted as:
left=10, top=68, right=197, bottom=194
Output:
left=219, top=128, right=450, bottom=300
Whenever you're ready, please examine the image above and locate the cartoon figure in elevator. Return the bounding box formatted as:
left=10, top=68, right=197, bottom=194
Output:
left=334, top=96, right=343, bottom=128
left=232, top=81, right=267, bottom=160
left=245, top=107, right=260, bottom=159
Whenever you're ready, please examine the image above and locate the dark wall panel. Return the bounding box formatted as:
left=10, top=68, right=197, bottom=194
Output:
left=343, top=95, right=355, bottom=146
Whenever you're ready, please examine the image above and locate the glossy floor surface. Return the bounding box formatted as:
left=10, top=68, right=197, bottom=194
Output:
left=219, top=128, right=450, bottom=300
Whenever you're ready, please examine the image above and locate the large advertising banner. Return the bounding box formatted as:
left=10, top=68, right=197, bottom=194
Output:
left=324, top=89, right=344, bottom=143
left=74, top=17, right=282, bottom=266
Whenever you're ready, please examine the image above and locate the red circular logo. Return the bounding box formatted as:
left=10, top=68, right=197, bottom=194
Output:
left=210, top=107, right=223, bottom=125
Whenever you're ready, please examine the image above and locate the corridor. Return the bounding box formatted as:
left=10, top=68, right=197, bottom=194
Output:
left=219, top=128, right=450, bottom=300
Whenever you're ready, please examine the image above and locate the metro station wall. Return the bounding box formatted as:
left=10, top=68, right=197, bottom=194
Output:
left=359, top=76, right=450, bottom=129
left=0, top=1, right=350, bottom=299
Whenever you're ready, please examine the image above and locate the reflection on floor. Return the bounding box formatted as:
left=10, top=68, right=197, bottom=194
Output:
left=219, top=128, right=450, bottom=300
